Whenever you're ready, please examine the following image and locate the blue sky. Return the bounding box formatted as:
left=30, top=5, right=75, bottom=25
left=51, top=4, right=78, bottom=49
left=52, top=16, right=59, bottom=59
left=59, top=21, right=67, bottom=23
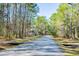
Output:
left=37, top=3, right=60, bottom=19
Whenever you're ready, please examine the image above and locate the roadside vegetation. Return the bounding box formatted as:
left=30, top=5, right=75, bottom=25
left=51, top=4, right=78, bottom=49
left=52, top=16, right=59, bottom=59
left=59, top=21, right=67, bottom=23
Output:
left=0, top=3, right=40, bottom=49
left=49, top=3, right=79, bottom=55
left=0, top=3, right=39, bottom=40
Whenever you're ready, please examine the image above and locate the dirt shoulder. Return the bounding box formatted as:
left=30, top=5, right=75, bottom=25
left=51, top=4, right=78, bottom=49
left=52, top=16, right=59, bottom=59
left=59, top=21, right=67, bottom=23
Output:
left=53, top=37, right=79, bottom=56
left=0, top=35, right=41, bottom=50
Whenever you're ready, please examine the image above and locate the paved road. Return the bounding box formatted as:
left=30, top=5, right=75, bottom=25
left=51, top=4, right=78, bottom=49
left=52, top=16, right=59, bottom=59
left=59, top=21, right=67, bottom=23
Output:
left=0, top=35, right=64, bottom=56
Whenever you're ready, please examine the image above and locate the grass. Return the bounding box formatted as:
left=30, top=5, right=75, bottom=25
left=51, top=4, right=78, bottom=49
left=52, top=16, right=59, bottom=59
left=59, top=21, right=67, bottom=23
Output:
left=15, top=35, right=41, bottom=43
left=53, top=37, right=79, bottom=56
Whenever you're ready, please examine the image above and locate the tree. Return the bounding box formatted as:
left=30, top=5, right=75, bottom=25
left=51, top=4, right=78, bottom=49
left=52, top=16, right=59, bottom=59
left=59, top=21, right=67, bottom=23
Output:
left=0, top=3, right=39, bottom=40
left=33, top=16, right=48, bottom=35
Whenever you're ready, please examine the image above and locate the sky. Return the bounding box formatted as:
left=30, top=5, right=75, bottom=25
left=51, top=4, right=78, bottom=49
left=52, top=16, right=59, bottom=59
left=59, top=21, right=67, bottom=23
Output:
left=37, top=3, right=60, bottom=19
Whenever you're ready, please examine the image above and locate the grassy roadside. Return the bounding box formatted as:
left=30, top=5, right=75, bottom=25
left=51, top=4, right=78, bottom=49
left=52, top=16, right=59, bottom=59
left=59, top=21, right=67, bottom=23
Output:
left=15, top=35, right=42, bottom=43
left=53, top=37, right=79, bottom=56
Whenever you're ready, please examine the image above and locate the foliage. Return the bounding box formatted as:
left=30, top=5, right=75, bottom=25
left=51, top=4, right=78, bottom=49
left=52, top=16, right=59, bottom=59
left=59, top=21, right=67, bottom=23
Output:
left=50, top=3, right=79, bottom=39
left=0, top=3, right=39, bottom=40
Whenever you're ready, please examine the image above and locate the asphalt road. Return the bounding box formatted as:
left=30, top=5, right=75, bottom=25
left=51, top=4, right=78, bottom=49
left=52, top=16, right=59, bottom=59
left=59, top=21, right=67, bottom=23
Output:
left=0, top=35, right=64, bottom=56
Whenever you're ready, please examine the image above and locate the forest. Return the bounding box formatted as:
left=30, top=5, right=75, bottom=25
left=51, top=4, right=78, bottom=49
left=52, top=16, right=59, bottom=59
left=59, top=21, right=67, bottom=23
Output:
left=0, top=3, right=79, bottom=55
left=34, top=3, right=79, bottom=40
left=1, top=3, right=79, bottom=40
left=0, top=3, right=39, bottom=40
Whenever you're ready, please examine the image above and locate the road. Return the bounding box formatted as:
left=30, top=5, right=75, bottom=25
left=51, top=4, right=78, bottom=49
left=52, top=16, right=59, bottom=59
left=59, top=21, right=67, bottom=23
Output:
left=0, top=35, right=64, bottom=56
